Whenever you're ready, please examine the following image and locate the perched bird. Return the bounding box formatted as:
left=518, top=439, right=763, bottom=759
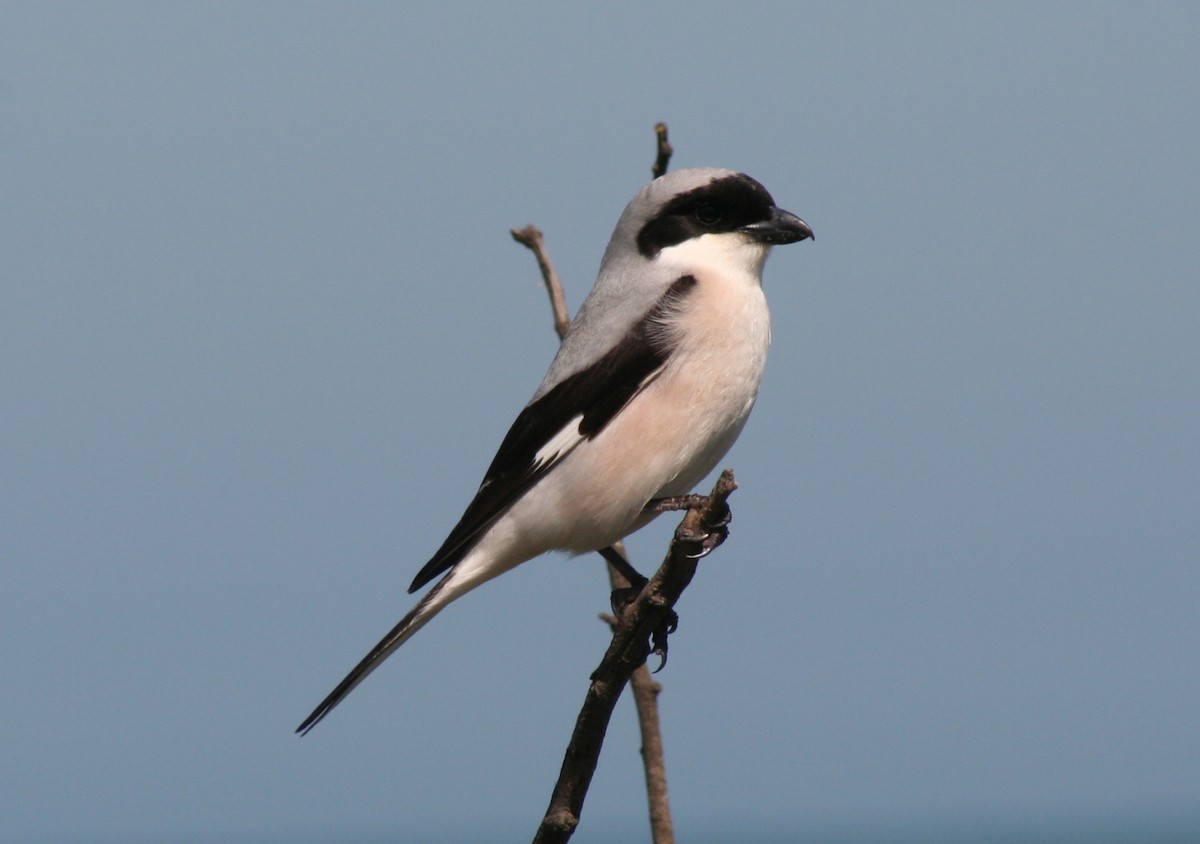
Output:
left=297, top=167, right=812, bottom=734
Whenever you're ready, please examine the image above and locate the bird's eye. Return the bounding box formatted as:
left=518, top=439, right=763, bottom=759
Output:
left=693, top=203, right=722, bottom=226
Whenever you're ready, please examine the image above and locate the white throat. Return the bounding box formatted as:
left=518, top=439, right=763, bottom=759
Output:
left=655, top=232, right=771, bottom=284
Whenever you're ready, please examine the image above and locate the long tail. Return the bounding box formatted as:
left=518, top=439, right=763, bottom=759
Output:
left=295, top=571, right=456, bottom=735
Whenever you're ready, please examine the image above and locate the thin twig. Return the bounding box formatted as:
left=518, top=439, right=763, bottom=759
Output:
left=532, top=471, right=739, bottom=844
left=511, top=225, right=571, bottom=341
left=605, top=548, right=675, bottom=844
left=652, top=123, right=673, bottom=179
left=630, top=665, right=672, bottom=844
left=510, top=235, right=678, bottom=837
left=637, top=124, right=674, bottom=844
left=516, top=123, right=681, bottom=844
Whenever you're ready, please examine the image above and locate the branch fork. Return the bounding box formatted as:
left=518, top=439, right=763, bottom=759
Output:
left=513, top=123, right=738, bottom=844
left=532, top=470, right=738, bottom=844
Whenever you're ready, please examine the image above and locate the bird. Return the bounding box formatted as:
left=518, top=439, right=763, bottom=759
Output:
left=297, top=167, right=812, bottom=735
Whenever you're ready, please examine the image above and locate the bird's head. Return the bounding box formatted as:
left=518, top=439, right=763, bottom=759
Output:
left=605, top=168, right=812, bottom=279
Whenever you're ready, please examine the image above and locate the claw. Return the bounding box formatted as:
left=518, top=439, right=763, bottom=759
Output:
left=684, top=521, right=730, bottom=558
left=648, top=608, right=679, bottom=672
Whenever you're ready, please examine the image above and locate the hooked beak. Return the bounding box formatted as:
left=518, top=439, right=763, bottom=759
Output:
left=741, top=207, right=814, bottom=245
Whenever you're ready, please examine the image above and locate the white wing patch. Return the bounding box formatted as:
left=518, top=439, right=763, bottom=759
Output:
left=533, top=413, right=585, bottom=469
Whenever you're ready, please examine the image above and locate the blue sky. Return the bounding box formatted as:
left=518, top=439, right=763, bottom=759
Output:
left=3, top=4, right=1198, bottom=842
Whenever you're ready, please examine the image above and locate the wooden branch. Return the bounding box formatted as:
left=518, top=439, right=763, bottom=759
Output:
left=517, top=122, right=683, bottom=844
left=605, top=551, right=675, bottom=844
left=532, top=470, right=738, bottom=844
left=652, top=123, right=673, bottom=179
left=510, top=222, right=678, bottom=838
left=630, top=663, right=673, bottom=844
left=511, top=225, right=571, bottom=341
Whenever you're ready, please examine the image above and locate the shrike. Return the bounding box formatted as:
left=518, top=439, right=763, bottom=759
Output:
left=297, top=167, right=812, bottom=734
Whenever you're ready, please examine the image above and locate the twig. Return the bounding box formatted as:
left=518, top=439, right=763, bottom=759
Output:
left=605, top=550, right=675, bottom=844
left=509, top=230, right=678, bottom=839
left=515, top=123, right=681, bottom=844
left=533, top=471, right=739, bottom=844
left=630, top=662, right=672, bottom=844
left=652, top=123, right=673, bottom=179
left=511, top=225, right=571, bottom=341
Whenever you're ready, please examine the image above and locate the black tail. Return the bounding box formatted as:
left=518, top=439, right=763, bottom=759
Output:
left=296, top=576, right=450, bottom=735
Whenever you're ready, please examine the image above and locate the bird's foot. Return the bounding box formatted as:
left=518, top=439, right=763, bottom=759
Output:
left=604, top=567, right=679, bottom=673
left=645, top=493, right=707, bottom=514
left=608, top=583, right=644, bottom=616
left=677, top=505, right=731, bottom=559
left=597, top=543, right=681, bottom=672
left=648, top=493, right=732, bottom=558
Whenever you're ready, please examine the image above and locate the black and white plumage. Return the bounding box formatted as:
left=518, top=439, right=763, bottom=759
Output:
left=297, top=168, right=812, bottom=734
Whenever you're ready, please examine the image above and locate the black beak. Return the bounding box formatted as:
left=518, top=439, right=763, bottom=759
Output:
left=741, top=207, right=814, bottom=245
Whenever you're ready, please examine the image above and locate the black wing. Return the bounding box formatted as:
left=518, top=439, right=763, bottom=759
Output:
left=407, top=275, right=697, bottom=593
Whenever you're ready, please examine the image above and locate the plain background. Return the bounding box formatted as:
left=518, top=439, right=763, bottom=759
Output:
left=3, top=3, right=1197, bottom=842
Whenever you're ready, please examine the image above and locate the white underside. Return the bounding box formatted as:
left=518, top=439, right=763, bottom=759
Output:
left=422, top=232, right=774, bottom=621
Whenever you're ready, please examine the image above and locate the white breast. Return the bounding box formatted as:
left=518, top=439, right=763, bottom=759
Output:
left=494, top=231, right=775, bottom=557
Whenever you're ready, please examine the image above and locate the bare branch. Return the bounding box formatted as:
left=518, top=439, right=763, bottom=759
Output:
left=532, top=471, right=738, bottom=844
left=518, top=124, right=686, bottom=844
left=511, top=225, right=571, bottom=341
left=605, top=550, right=675, bottom=844
left=652, top=123, right=673, bottom=179
left=630, top=664, right=673, bottom=843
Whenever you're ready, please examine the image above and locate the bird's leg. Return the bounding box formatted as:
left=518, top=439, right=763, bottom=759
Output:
left=599, top=544, right=647, bottom=593
left=598, top=544, right=679, bottom=672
